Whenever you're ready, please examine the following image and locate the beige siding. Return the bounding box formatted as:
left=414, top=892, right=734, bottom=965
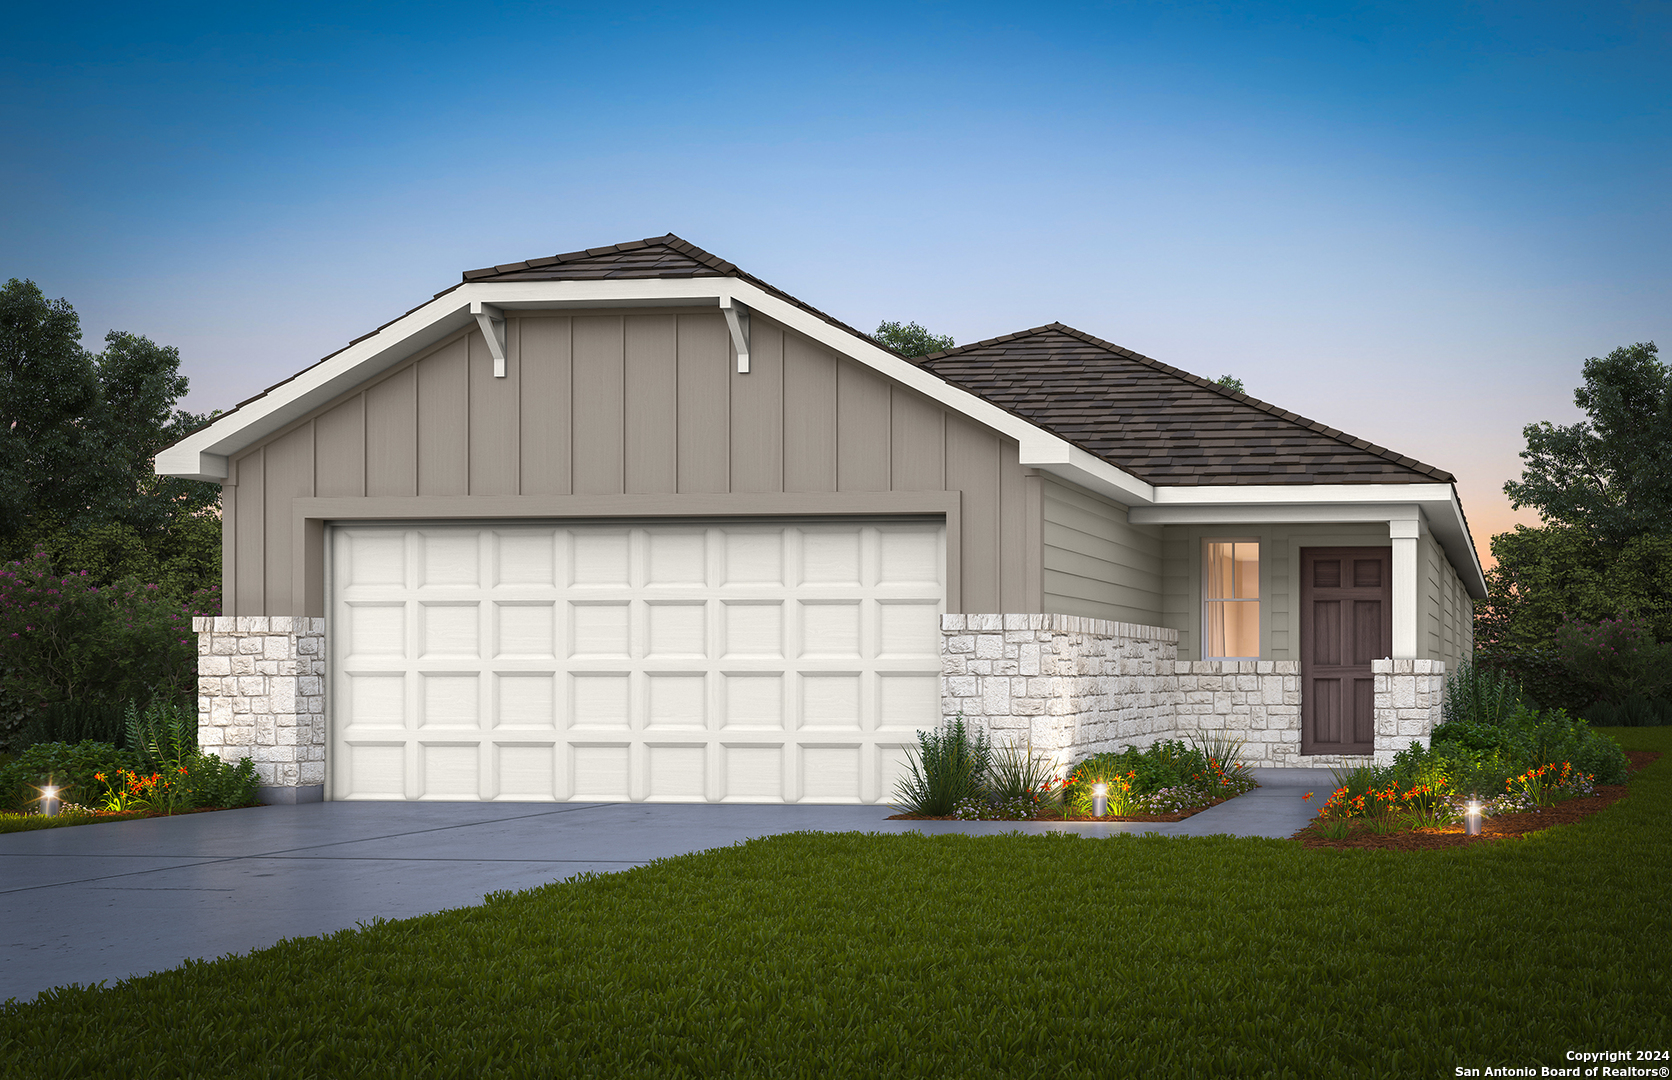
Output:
left=226, top=311, right=1033, bottom=617
left=1040, top=479, right=1163, bottom=624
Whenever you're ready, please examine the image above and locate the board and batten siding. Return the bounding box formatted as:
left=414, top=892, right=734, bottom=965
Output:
left=1040, top=479, right=1163, bottom=625
left=222, top=311, right=1033, bottom=617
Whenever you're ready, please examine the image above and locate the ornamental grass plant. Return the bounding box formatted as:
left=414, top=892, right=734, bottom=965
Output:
left=891, top=715, right=992, bottom=816
left=2, top=728, right=1664, bottom=1078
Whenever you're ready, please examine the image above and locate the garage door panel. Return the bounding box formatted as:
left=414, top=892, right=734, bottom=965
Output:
left=645, top=602, right=706, bottom=657
left=877, top=527, right=941, bottom=585
left=723, top=531, right=784, bottom=585
left=722, top=674, right=784, bottom=729
left=721, top=602, right=784, bottom=658
left=647, top=744, right=707, bottom=800
left=493, top=673, right=556, bottom=728
left=800, top=602, right=861, bottom=657
left=646, top=531, right=707, bottom=586
left=419, top=743, right=480, bottom=798
left=344, top=672, right=407, bottom=728
left=571, top=531, right=631, bottom=587
left=646, top=673, right=707, bottom=730
left=493, top=603, right=557, bottom=658
left=800, top=674, right=862, bottom=730
left=800, top=746, right=861, bottom=801
left=332, top=521, right=943, bottom=802
left=419, top=603, right=479, bottom=658
left=493, top=531, right=556, bottom=587
left=418, top=673, right=479, bottom=728
left=419, top=532, right=480, bottom=587
left=571, top=744, right=631, bottom=799
left=723, top=744, right=783, bottom=801
left=341, top=531, right=407, bottom=587
left=344, top=742, right=406, bottom=799
left=570, top=603, right=630, bottom=657
left=569, top=672, right=631, bottom=729
left=800, top=530, right=862, bottom=585
left=877, top=601, right=940, bottom=657
left=343, top=603, right=406, bottom=657
left=877, top=674, right=939, bottom=731
left=494, top=743, right=557, bottom=800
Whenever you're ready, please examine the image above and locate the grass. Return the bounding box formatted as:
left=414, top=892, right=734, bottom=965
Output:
left=1, top=728, right=1667, bottom=1079
left=0, top=809, right=150, bottom=833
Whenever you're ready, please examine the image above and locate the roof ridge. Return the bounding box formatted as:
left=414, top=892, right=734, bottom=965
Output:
left=919, top=321, right=1453, bottom=483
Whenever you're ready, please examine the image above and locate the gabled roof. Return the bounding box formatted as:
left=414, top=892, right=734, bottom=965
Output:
left=911, top=324, right=1453, bottom=487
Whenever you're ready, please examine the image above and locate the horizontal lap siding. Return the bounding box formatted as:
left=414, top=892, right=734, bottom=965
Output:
left=1421, top=532, right=1473, bottom=669
left=1040, top=480, right=1162, bottom=624
left=225, top=312, right=1031, bottom=616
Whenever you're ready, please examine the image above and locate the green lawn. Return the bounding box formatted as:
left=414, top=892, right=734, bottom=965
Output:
left=3, top=729, right=1667, bottom=1079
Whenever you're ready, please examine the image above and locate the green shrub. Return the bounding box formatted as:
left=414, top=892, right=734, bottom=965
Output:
left=1556, top=616, right=1672, bottom=705
left=978, top=740, right=1059, bottom=818
left=0, top=739, right=133, bottom=811
left=1442, top=660, right=1527, bottom=727
left=1431, top=701, right=1628, bottom=786
left=1582, top=694, right=1672, bottom=727
left=0, top=549, right=217, bottom=751
left=13, top=699, right=131, bottom=749
left=184, top=752, right=261, bottom=809
left=892, top=715, right=991, bottom=816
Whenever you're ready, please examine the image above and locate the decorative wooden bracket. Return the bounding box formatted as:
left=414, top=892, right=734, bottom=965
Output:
left=471, top=301, right=507, bottom=378
left=720, top=297, right=750, bottom=373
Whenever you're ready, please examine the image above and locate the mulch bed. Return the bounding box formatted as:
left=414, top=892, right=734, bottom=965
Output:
left=1292, top=751, right=1662, bottom=851
left=887, top=796, right=1234, bottom=823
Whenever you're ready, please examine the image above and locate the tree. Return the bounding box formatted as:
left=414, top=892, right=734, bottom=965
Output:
left=1215, top=375, right=1245, bottom=395
left=0, top=279, right=219, bottom=595
left=1503, top=342, right=1672, bottom=545
left=873, top=320, right=954, bottom=358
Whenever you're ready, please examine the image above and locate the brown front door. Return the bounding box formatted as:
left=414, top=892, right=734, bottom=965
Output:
left=1299, top=547, right=1392, bottom=756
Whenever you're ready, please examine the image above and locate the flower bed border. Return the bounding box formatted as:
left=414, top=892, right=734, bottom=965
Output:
left=1292, top=750, right=1660, bottom=851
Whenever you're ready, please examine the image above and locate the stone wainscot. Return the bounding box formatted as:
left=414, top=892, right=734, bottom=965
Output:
left=942, top=614, right=1444, bottom=771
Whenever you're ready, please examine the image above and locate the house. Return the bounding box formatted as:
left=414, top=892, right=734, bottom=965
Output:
left=158, top=235, right=1485, bottom=804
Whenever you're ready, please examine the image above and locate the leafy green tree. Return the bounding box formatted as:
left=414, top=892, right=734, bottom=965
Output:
left=1504, top=342, right=1671, bottom=545
left=1477, top=525, right=1672, bottom=652
left=873, top=320, right=955, bottom=358
left=0, top=279, right=218, bottom=595
left=1215, top=375, right=1245, bottom=394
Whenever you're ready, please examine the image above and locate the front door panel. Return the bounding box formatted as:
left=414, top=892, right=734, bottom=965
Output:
left=1299, top=547, right=1391, bottom=755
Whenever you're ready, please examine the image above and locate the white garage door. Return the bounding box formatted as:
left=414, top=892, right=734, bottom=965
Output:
left=329, top=520, right=945, bottom=802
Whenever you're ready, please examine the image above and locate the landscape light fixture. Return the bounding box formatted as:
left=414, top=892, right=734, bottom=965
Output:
left=41, top=786, right=59, bottom=818
left=1464, top=794, right=1482, bottom=836
left=1092, top=783, right=1109, bottom=818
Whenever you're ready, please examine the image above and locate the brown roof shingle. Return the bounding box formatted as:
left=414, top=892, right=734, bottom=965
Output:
left=909, top=324, right=1452, bottom=486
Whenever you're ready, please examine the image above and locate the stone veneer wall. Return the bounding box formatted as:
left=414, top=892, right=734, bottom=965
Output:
left=941, top=615, right=1182, bottom=772
left=1372, top=658, right=1446, bottom=763
left=193, top=617, right=327, bottom=803
left=942, top=615, right=1442, bottom=771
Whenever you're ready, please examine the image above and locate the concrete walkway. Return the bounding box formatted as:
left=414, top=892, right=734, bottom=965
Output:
left=0, top=769, right=1329, bottom=1004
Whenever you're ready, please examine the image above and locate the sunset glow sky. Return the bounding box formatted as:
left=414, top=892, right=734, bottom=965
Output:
left=5, top=2, right=1668, bottom=566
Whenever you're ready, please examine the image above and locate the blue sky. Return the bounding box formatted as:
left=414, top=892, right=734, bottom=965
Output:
left=4, top=1, right=1668, bottom=558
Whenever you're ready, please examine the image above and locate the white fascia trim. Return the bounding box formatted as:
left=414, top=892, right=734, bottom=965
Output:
left=1132, top=483, right=1486, bottom=599
left=157, top=277, right=1156, bottom=505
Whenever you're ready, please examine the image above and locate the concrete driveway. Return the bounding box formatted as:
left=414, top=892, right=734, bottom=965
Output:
left=0, top=767, right=1327, bottom=1004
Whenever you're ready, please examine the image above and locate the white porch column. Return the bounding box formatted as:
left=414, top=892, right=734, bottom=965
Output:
left=1389, top=519, right=1419, bottom=659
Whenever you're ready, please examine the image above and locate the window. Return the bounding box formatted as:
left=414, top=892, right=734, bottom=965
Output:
left=1204, top=541, right=1259, bottom=658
